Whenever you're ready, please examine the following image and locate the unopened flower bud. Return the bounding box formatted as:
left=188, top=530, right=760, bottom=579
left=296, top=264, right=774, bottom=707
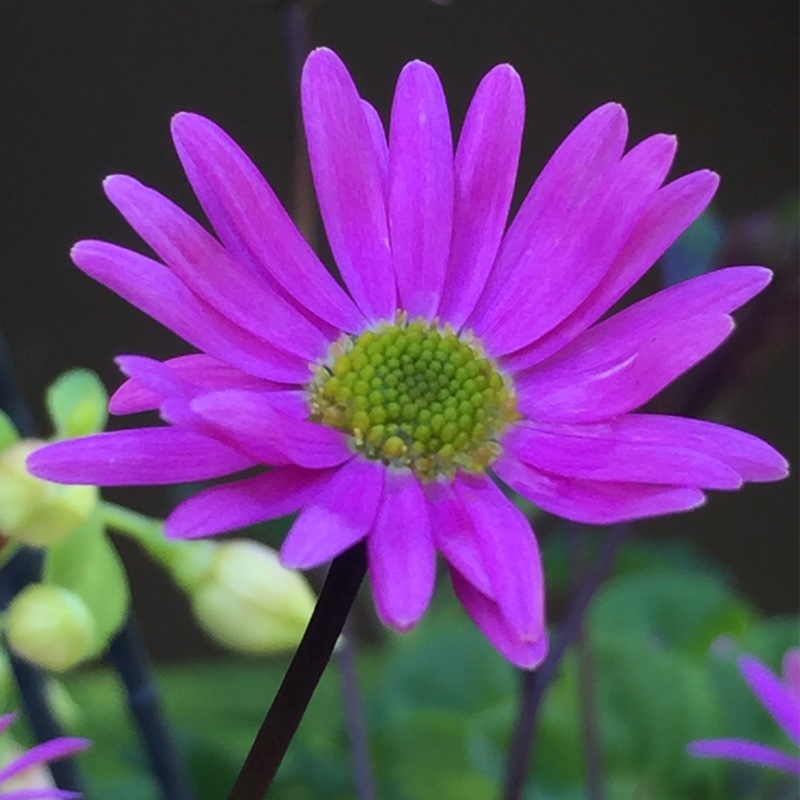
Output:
left=188, top=540, right=315, bottom=655
left=7, top=584, right=96, bottom=672
left=0, top=441, right=98, bottom=547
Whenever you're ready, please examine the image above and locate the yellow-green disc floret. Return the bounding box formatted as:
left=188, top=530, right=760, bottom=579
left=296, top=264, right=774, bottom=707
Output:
left=308, top=316, right=519, bottom=481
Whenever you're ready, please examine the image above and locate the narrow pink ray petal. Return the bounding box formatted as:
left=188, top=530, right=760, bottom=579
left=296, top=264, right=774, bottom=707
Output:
left=103, top=175, right=333, bottom=361
left=361, top=100, right=388, bottom=192
left=584, top=414, right=789, bottom=483
left=516, top=314, right=734, bottom=423
left=109, top=353, right=285, bottom=415
left=302, top=48, right=396, bottom=321
left=450, top=567, right=548, bottom=669
left=389, top=60, right=454, bottom=320
left=494, top=454, right=706, bottom=525
left=784, top=649, right=800, bottom=702
left=281, top=458, right=384, bottom=568
left=368, top=471, right=436, bottom=631
left=0, top=738, right=91, bottom=785
left=475, top=132, right=678, bottom=356
left=688, top=739, right=800, bottom=775
left=740, top=655, right=800, bottom=744
left=71, top=240, right=310, bottom=384
left=165, top=466, right=334, bottom=539
left=28, top=429, right=255, bottom=486
left=453, top=474, right=544, bottom=641
left=170, top=112, right=364, bottom=333
left=506, top=419, right=743, bottom=489
left=191, top=390, right=351, bottom=468
left=438, top=64, right=524, bottom=328
left=424, top=481, right=493, bottom=597
left=467, top=103, right=627, bottom=342
left=504, top=170, right=720, bottom=371
left=0, top=790, right=82, bottom=799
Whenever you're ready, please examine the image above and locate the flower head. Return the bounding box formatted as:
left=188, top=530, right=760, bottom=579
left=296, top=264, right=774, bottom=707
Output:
left=688, top=649, right=800, bottom=776
left=0, top=711, right=90, bottom=799
left=28, top=49, right=787, bottom=667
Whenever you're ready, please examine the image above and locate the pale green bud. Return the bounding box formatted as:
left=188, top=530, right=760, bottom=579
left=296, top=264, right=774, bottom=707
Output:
left=6, top=584, right=96, bottom=672
left=0, top=441, right=98, bottom=547
left=188, top=540, right=315, bottom=655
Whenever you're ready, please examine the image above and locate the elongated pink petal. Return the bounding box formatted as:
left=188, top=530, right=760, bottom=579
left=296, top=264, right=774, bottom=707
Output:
left=740, top=656, right=800, bottom=744
left=165, top=466, right=334, bottom=539
left=281, top=457, right=384, bottom=568
left=516, top=314, right=734, bottom=422
left=71, top=240, right=309, bottom=384
left=450, top=567, right=548, bottom=669
left=494, top=454, right=706, bottom=524
left=688, top=739, right=800, bottom=775
left=368, top=471, right=435, bottom=631
left=103, top=175, right=332, bottom=361
left=453, top=474, right=544, bottom=641
left=0, top=790, right=82, bottom=800
left=389, top=60, right=453, bottom=319
left=28, top=429, right=254, bottom=486
left=302, top=48, right=396, bottom=321
left=0, top=737, right=91, bottom=785
left=784, top=649, right=800, bottom=701
left=504, top=170, right=720, bottom=370
left=475, top=132, right=677, bottom=355
left=425, top=481, right=492, bottom=597
left=507, top=420, right=743, bottom=489
left=438, top=64, right=524, bottom=328
left=467, top=103, right=627, bottom=343
left=170, top=112, right=364, bottom=333
left=190, top=390, right=351, bottom=469
left=361, top=100, right=388, bottom=193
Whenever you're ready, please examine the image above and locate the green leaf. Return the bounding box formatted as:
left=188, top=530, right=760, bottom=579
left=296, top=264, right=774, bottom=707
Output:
left=0, top=409, right=19, bottom=453
left=44, top=510, right=129, bottom=656
left=46, top=369, right=108, bottom=438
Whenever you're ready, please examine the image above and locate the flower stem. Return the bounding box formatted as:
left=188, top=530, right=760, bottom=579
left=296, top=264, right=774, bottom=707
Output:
left=502, top=524, right=629, bottom=800
left=226, top=542, right=367, bottom=800
left=100, top=502, right=178, bottom=566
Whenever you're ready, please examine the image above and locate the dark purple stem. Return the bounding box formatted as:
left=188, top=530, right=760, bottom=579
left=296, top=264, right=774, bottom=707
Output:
left=226, top=542, right=367, bottom=800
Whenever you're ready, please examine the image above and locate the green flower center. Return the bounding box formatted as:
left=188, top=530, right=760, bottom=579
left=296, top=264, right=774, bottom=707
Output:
left=308, top=316, right=519, bottom=481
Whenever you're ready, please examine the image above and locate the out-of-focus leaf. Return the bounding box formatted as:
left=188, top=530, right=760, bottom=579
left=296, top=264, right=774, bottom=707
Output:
left=0, top=409, right=18, bottom=452
left=660, top=208, right=724, bottom=287
left=46, top=369, right=108, bottom=438
left=44, top=510, right=129, bottom=656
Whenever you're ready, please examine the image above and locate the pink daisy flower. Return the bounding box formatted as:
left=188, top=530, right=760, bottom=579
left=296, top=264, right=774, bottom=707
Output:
left=29, top=48, right=787, bottom=668
left=689, top=649, right=800, bottom=776
left=0, top=711, right=90, bottom=799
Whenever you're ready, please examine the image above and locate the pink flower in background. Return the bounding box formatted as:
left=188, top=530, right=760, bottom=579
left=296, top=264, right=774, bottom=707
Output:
left=689, top=649, right=800, bottom=776
left=0, top=711, right=90, bottom=799
left=29, top=48, right=787, bottom=667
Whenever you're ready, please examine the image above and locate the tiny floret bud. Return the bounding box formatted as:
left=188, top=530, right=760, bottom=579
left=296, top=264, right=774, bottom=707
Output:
left=7, top=584, right=96, bottom=672
left=0, top=441, right=98, bottom=547
left=188, top=540, right=316, bottom=655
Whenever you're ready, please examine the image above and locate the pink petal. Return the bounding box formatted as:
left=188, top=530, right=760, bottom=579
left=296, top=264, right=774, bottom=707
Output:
left=0, top=712, right=17, bottom=736
left=452, top=474, right=544, bottom=641
left=424, top=481, right=492, bottom=597
left=0, top=790, right=82, bottom=800
left=466, top=103, right=627, bottom=345
left=71, top=240, right=310, bottom=384
left=389, top=60, right=454, bottom=320
left=740, top=655, right=800, bottom=744
left=506, top=419, right=743, bottom=490
left=281, top=457, right=384, bottom=568
left=165, top=466, right=334, bottom=539
left=0, top=737, right=91, bottom=785
left=784, top=649, right=800, bottom=701
left=450, top=567, right=548, bottom=669
left=475, top=132, right=677, bottom=355
left=688, top=739, right=800, bottom=775
left=368, top=471, right=435, bottom=631
left=27, top=429, right=254, bottom=486
left=361, top=100, right=388, bottom=193
left=190, top=390, right=351, bottom=468
left=504, top=170, right=720, bottom=371
left=437, top=64, right=524, bottom=329
left=170, top=112, right=364, bottom=333
left=302, top=48, right=396, bottom=321
left=494, top=453, right=706, bottom=525
left=103, top=175, right=332, bottom=361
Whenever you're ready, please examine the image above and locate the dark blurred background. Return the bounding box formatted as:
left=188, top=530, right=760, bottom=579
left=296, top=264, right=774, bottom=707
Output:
left=0, top=0, right=797, bottom=659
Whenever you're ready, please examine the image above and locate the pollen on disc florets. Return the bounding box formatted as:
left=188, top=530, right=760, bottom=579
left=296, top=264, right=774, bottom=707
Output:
left=307, top=314, right=520, bottom=481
